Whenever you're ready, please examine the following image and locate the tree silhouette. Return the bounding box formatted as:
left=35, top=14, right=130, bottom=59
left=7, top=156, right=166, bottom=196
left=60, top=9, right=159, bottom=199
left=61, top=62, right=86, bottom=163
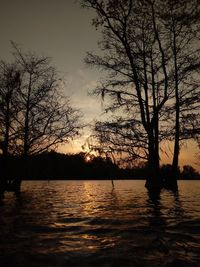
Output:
left=0, top=43, right=82, bottom=193
left=81, top=0, right=200, bottom=190
left=160, top=0, right=200, bottom=186
left=0, top=62, right=21, bottom=157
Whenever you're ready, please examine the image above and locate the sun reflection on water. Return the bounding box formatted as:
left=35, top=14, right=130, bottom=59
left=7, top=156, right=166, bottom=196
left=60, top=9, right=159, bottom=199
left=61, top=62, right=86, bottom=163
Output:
left=0, top=180, right=199, bottom=267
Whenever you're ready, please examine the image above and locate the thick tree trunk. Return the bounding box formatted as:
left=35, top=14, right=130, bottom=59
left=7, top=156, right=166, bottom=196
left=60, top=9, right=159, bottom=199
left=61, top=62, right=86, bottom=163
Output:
left=145, top=130, right=162, bottom=191
left=145, top=155, right=162, bottom=190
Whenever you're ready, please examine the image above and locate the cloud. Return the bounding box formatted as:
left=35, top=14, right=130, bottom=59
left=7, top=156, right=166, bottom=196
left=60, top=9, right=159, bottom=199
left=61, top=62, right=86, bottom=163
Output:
left=63, top=68, right=103, bottom=124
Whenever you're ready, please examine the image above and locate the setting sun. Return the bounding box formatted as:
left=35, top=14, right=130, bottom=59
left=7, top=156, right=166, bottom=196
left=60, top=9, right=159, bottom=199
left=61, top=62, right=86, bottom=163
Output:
left=85, top=155, right=91, bottom=162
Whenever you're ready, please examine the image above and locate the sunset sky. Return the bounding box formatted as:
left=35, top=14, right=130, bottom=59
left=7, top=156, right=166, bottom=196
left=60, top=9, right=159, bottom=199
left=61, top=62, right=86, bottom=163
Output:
left=0, top=0, right=199, bottom=171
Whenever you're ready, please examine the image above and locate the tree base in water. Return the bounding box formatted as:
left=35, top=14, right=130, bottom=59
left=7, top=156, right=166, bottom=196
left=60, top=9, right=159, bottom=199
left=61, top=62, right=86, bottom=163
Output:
left=145, top=177, right=178, bottom=192
left=163, top=180, right=178, bottom=191
left=145, top=178, right=163, bottom=191
left=0, top=178, right=22, bottom=195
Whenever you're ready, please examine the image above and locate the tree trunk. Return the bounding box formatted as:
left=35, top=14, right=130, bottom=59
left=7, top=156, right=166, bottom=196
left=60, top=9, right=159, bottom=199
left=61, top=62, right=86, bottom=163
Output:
left=0, top=156, right=8, bottom=196
left=170, top=28, right=179, bottom=191
left=170, top=105, right=179, bottom=191
left=170, top=98, right=179, bottom=191
left=1, top=94, right=10, bottom=194
left=145, top=129, right=162, bottom=191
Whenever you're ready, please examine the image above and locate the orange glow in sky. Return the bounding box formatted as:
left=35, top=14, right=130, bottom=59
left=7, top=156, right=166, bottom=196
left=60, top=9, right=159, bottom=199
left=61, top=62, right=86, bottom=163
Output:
left=1, top=0, right=199, bottom=173
left=59, top=138, right=200, bottom=172
left=85, top=155, right=91, bottom=162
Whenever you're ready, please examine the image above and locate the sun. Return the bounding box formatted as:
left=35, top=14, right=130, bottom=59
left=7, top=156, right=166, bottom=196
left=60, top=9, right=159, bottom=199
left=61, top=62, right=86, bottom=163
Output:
left=85, top=155, right=91, bottom=162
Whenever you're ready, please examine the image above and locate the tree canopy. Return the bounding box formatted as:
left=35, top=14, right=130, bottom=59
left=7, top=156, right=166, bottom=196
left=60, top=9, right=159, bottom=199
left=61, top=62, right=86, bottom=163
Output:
left=0, top=43, right=82, bottom=157
left=81, top=0, right=200, bottom=190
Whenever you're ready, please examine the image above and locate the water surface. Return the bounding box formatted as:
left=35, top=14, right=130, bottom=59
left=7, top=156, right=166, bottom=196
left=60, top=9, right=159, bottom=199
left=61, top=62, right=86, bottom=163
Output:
left=0, top=180, right=199, bottom=266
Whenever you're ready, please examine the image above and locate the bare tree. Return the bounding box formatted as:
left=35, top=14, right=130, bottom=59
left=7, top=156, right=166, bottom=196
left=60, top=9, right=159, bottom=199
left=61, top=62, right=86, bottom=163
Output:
left=81, top=0, right=173, bottom=190
left=11, top=43, right=81, bottom=157
left=81, top=0, right=200, bottom=190
left=0, top=61, right=21, bottom=194
left=159, top=0, right=200, bottom=186
left=0, top=44, right=82, bottom=193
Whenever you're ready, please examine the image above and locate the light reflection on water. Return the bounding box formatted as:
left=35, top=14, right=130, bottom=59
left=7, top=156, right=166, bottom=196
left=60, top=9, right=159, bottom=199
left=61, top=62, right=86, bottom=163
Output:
left=0, top=180, right=200, bottom=267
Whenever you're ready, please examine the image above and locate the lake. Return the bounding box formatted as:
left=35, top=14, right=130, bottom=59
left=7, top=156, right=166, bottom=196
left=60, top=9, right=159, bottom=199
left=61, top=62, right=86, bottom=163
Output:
left=0, top=180, right=199, bottom=267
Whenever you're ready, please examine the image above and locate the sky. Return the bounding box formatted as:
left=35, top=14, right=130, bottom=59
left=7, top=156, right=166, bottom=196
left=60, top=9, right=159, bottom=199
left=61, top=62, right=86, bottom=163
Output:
left=0, top=0, right=104, bottom=151
left=0, top=0, right=199, bottom=171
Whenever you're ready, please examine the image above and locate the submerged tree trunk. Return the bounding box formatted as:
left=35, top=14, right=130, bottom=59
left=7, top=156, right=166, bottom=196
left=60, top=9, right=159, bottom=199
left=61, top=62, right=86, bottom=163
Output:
left=145, top=151, right=162, bottom=190
left=0, top=155, right=7, bottom=196
left=0, top=155, right=22, bottom=196
left=145, top=128, right=162, bottom=191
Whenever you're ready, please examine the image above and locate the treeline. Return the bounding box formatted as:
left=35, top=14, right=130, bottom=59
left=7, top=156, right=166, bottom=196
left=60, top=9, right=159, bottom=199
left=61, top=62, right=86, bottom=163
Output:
left=1, top=151, right=199, bottom=180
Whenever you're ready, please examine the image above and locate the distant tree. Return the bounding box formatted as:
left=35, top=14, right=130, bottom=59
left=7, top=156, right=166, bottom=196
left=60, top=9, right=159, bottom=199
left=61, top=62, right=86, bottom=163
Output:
left=181, top=165, right=200, bottom=180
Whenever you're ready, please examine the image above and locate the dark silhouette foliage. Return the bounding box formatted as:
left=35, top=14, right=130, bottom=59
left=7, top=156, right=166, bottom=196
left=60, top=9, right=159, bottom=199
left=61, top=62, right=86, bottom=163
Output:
left=0, top=152, right=199, bottom=181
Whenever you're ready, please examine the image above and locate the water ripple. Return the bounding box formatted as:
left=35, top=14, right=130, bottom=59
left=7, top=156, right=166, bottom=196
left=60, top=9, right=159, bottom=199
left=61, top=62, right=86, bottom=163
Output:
left=0, top=180, right=199, bottom=267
